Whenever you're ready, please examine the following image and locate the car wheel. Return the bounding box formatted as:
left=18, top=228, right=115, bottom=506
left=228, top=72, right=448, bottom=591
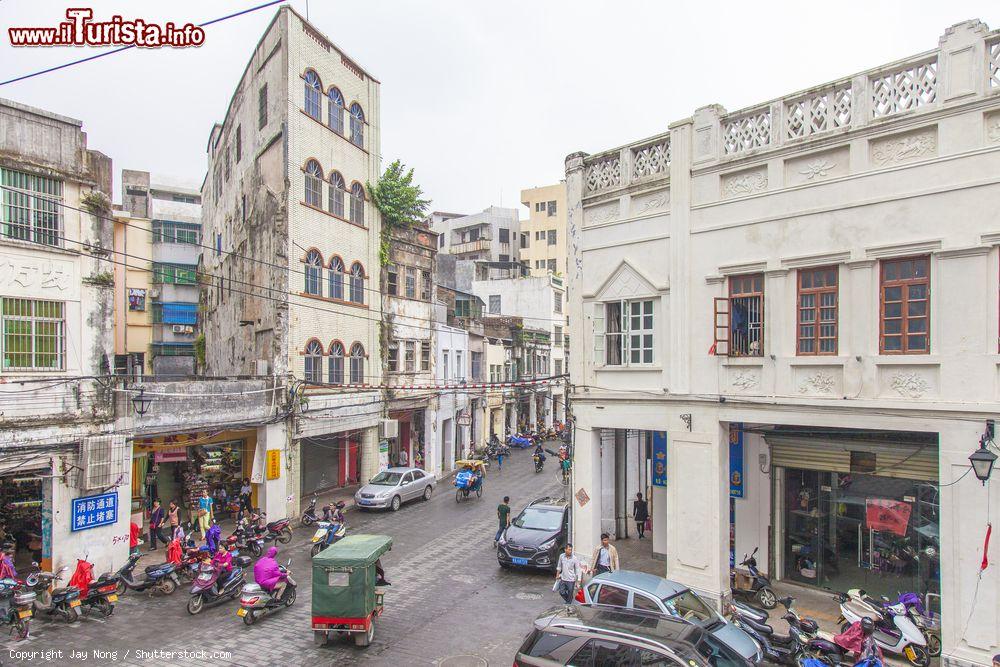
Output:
left=422, top=485, right=432, bottom=501
left=390, top=495, right=401, bottom=512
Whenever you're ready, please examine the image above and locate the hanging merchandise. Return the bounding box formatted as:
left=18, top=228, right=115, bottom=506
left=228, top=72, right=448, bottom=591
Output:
left=866, top=498, right=912, bottom=536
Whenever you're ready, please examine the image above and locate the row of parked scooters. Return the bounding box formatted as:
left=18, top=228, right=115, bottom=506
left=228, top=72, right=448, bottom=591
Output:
left=1, top=501, right=348, bottom=639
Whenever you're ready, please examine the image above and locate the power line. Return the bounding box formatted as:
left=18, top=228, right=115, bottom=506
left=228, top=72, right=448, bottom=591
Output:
left=0, top=0, right=286, bottom=87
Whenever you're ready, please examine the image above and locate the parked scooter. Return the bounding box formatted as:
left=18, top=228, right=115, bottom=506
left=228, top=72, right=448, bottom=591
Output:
left=729, top=596, right=841, bottom=665
left=25, top=565, right=81, bottom=622
left=237, top=559, right=296, bottom=625
left=309, top=519, right=347, bottom=557
left=301, top=496, right=321, bottom=527
left=113, top=553, right=181, bottom=596
left=187, top=554, right=251, bottom=615
left=835, top=590, right=929, bottom=666
left=731, top=547, right=778, bottom=609
left=0, top=578, right=34, bottom=639
left=246, top=511, right=293, bottom=545
left=851, top=591, right=940, bottom=658
left=72, top=558, right=119, bottom=618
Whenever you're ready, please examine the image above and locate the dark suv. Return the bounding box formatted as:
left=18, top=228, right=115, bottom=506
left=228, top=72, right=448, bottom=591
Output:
left=498, top=497, right=568, bottom=571
left=515, top=604, right=752, bottom=667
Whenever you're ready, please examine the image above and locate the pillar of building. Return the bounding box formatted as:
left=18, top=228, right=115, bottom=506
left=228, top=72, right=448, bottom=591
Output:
left=529, top=393, right=538, bottom=430
left=544, top=392, right=554, bottom=428
left=571, top=424, right=602, bottom=561
left=360, top=426, right=380, bottom=485
left=507, top=401, right=517, bottom=434
left=255, top=422, right=290, bottom=519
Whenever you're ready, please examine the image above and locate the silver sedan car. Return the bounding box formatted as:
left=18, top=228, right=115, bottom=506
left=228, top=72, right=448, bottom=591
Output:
left=354, top=467, right=434, bottom=511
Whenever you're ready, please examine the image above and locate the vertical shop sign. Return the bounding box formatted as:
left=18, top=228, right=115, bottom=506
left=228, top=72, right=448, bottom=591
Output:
left=71, top=492, right=118, bottom=532
left=729, top=423, right=744, bottom=498
left=378, top=440, right=389, bottom=471
left=265, top=450, right=281, bottom=480
left=651, top=431, right=667, bottom=487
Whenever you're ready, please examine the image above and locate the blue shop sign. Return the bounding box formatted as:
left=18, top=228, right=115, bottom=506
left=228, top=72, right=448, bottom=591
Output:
left=651, top=431, right=667, bottom=487
left=729, top=423, right=744, bottom=499
left=71, top=492, right=118, bottom=532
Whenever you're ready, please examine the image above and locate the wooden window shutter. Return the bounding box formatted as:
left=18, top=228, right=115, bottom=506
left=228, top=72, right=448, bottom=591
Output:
left=713, top=297, right=730, bottom=356
left=592, top=303, right=604, bottom=365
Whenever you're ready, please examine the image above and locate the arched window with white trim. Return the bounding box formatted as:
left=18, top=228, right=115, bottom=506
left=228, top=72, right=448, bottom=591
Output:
left=349, top=103, right=364, bottom=147
left=304, top=70, right=322, bottom=120
left=349, top=342, right=365, bottom=384
left=349, top=262, right=365, bottom=304
left=328, top=256, right=344, bottom=300
left=328, top=341, right=344, bottom=385
left=304, top=340, right=323, bottom=383
left=305, top=249, right=323, bottom=295
left=328, top=87, right=344, bottom=134
left=328, top=171, right=345, bottom=218
left=350, top=182, right=364, bottom=225
left=305, top=160, right=323, bottom=208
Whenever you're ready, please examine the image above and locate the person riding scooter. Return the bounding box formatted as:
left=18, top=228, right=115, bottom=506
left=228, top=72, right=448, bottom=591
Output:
left=211, top=544, right=234, bottom=595
left=253, top=547, right=289, bottom=602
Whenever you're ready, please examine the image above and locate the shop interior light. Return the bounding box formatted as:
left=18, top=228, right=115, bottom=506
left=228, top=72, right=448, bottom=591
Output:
left=131, top=388, right=153, bottom=416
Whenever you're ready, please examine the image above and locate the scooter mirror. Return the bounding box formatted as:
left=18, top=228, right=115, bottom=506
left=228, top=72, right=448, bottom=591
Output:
left=286, top=558, right=292, bottom=567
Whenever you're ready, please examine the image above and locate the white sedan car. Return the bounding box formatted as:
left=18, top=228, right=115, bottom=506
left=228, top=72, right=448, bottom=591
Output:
left=354, top=467, right=434, bottom=511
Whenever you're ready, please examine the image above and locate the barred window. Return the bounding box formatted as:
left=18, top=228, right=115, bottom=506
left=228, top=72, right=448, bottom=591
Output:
left=349, top=103, right=365, bottom=147
left=1, top=168, right=63, bottom=247
left=305, top=160, right=323, bottom=208
left=328, top=341, right=345, bottom=385
left=328, top=88, right=345, bottom=134
left=152, top=220, right=200, bottom=244
left=152, top=263, right=198, bottom=285
left=304, top=70, right=322, bottom=120
left=350, top=183, right=365, bottom=225
left=304, top=339, right=323, bottom=383
left=349, top=343, right=365, bottom=384
left=328, top=171, right=345, bottom=218
left=2, top=298, right=65, bottom=371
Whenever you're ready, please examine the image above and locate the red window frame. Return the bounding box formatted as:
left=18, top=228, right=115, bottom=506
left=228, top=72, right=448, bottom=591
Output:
left=879, top=256, right=930, bottom=354
left=797, top=266, right=839, bottom=355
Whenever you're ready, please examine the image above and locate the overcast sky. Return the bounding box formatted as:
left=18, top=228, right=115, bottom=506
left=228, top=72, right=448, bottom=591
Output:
left=1, top=1, right=998, bottom=214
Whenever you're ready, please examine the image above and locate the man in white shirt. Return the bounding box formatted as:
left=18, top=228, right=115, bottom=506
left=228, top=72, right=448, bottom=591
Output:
left=399, top=448, right=409, bottom=467
left=555, top=543, right=583, bottom=604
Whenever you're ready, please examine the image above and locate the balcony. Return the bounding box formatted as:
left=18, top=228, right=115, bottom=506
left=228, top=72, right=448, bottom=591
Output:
left=451, top=238, right=491, bottom=255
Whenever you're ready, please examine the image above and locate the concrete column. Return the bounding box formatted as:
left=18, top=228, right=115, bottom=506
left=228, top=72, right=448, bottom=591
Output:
left=544, top=392, right=554, bottom=427
left=360, top=426, right=379, bottom=485
left=572, top=424, right=603, bottom=563
left=529, top=393, right=538, bottom=430
left=665, top=425, right=729, bottom=609
left=255, top=422, right=290, bottom=520
left=507, top=401, right=517, bottom=434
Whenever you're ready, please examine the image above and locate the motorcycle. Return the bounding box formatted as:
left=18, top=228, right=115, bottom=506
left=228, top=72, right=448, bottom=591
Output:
left=309, top=520, right=347, bottom=558
left=113, top=553, right=181, bottom=596
left=187, top=554, right=251, bottom=614
left=72, top=559, right=119, bottom=618
left=247, top=511, right=293, bottom=545
left=858, top=591, right=940, bottom=658
left=301, top=495, right=322, bottom=527
left=237, top=559, right=296, bottom=625
left=0, top=578, right=34, bottom=639
left=731, top=547, right=778, bottom=609
left=835, top=590, right=929, bottom=666
left=533, top=451, right=545, bottom=473
left=25, top=565, right=81, bottom=622
left=729, top=596, right=841, bottom=665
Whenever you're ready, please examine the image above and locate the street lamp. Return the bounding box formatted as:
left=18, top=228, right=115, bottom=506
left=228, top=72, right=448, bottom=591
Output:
left=969, top=438, right=997, bottom=485
left=131, top=388, right=153, bottom=416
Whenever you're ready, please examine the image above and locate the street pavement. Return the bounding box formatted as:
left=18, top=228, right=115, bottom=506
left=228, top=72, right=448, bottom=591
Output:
left=3, top=447, right=566, bottom=666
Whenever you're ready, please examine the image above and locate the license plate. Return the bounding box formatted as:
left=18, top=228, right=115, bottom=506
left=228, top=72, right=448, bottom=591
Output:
left=236, top=608, right=247, bottom=617
left=17, top=610, right=31, bottom=619
left=359, top=500, right=372, bottom=506
left=512, top=557, right=529, bottom=565
left=106, top=595, right=118, bottom=603
left=69, top=600, right=81, bottom=608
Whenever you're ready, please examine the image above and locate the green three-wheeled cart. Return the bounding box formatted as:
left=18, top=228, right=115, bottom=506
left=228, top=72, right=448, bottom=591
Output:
left=311, top=534, right=392, bottom=648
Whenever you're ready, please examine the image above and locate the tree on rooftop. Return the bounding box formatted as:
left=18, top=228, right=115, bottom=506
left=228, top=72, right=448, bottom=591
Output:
left=368, top=160, right=430, bottom=230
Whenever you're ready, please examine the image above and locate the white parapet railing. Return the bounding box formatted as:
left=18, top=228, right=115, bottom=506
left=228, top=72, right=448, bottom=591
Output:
left=630, top=135, right=671, bottom=181
left=869, top=56, right=938, bottom=119
left=989, top=35, right=1000, bottom=90
left=784, top=83, right=853, bottom=140
left=584, top=151, right=622, bottom=194
left=722, top=106, right=772, bottom=155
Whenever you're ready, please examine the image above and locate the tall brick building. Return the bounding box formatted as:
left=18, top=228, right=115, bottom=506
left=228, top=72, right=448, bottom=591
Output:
left=201, top=6, right=383, bottom=496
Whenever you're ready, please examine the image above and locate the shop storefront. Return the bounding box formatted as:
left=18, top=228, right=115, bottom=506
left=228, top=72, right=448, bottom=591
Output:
left=299, top=433, right=360, bottom=494
left=767, top=432, right=940, bottom=600
left=387, top=410, right=425, bottom=469
left=0, top=470, right=47, bottom=570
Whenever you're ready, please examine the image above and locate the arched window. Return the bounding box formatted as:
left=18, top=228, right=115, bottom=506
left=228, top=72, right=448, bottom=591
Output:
left=328, top=171, right=345, bottom=218
left=304, top=249, right=323, bottom=295
left=304, top=339, right=323, bottom=383
left=328, top=256, right=344, bottom=300
left=328, top=88, right=344, bottom=134
left=349, top=262, right=365, bottom=304
left=305, top=160, right=323, bottom=208
left=328, top=341, right=344, bottom=385
left=349, top=342, right=365, bottom=384
left=349, top=182, right=365, bottom=225
left=349, top=103, right=364, bottom=147
left=304, top=70, right=322, bottom=120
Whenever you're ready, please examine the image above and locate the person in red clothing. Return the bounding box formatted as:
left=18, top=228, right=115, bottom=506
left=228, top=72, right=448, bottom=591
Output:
left=129, top=521, right=140, bottom=556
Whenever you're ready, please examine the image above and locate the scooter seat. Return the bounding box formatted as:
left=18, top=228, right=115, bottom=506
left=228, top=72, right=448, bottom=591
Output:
left=798, top=618, right=819, bottom=634
left=144, top=564, right=172, bottom=575
left=52, top=587, right=75, bottom=597
left=739, top=615, right=774, bottom=636
left=265, top=520, right=286, bottom=531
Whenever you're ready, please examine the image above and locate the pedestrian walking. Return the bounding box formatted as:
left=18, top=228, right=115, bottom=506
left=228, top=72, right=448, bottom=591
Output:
left=495, top=496, right=511, bottom=547
left=497, top=444, right=506, bottom=471
left=554, top=544, right=583, bottom=604
left=148, top=499, right=168, bottom=551
left=590, top=533, right=620, bottom=575
left=399, top=448, right=409, bottom=467
left=167, top=500, right=180, bottom=532
left=197, top=489, right=213, bottom=539
left=129, top=520, right=140, bottom=556
left=633, top=492, right=649, bottom=539
left=238, top=478, right=253, bottom=517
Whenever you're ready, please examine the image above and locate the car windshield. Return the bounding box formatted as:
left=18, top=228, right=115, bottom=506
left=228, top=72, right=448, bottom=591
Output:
left=695, top=634, right=746, bottom=666
left=663, top=589, right=718, bottom=627
left=512, top=508, right=563, bottom=531
left=369, top=472, right=402, bottom=486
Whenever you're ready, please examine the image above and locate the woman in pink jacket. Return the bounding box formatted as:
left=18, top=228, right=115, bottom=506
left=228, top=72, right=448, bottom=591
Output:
left=253, top=546, right=289, bottom=600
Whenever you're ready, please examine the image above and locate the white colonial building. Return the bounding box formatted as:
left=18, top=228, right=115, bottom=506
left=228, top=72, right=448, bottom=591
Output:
left=567, top=21, right=1000, bottom=665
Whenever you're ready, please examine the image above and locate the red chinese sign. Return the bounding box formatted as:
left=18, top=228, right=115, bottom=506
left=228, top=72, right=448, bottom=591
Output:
left=865, top=498, right=912, bottom=536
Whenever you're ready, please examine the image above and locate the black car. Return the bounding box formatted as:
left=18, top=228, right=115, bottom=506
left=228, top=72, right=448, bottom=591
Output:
left=498, top=496, right=568, bottom=571
left=514, top=604, right=752, bottom=666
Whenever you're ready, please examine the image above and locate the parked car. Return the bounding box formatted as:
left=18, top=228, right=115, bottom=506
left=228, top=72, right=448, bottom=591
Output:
left=514, top=603, right=752, bottom=666
left=354, top=467, right=434, bottom=511
left=580, top=570, right=762, bottom=664
left=498, top=497, right=568, bottom=571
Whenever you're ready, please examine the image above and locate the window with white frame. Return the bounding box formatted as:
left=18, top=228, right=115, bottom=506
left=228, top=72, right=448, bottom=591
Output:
left=404, top=340, right=416, bottom=373
left=554, top=292, right=563, bottom=314
left=488, top=295, right=501, bottom=314
left=304, top=340, right=323, bottom=383
left=304, top=70, right=322, bottom=120
left=2, top=298, right=65, bottom=370
left=304, top=160, right=323, bottom=208
left=349, top=342, right=365, bottom=384
left=594, top=299, right=654, bottom=366
left=1, top=168, right=63, bottom=247
left=328, top=342, right=344, bottom=384
left=456, top=351, right=464, bottom=380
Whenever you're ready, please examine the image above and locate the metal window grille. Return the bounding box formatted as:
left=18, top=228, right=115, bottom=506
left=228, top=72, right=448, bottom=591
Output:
left=328, top=88, right=344, bottom=133
left=328, top=343, right=344, bottom=384
left=328, top=173, right=345, bottom=217
left=1, top=168, right=63, bottom=247
left=2, top=298, right=65, bottom=370
left=728, top=275, right=764, bottom=357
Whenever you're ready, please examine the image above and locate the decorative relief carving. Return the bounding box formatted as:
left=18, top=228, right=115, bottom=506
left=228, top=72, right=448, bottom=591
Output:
left=870, top=130, right=937, bottom=166
left=722, top=169, right=768, bottom=198
left=987, top=112, right=1000, bottom=143
left=633, top=191, right=669, bottom=215
left=798, top=372, right=835, bottom=394
left=586, top=204, right=619, bottom=226
left=0, top=257, right=73, bottom=292
left=799, top=159, right=836, bottom=180
left=731, top=371, right=759, bottom=390
left=890, top=372, right=930, bottom=398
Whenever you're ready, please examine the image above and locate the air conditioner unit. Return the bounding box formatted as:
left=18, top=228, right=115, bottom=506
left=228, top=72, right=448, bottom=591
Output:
left=380, top=419, right=399, bottom=439
left=184, top=326, right=194, bottom=334
left=149, top=288, right=160, bottom=299
left=171, top=325, right=185, bottom=333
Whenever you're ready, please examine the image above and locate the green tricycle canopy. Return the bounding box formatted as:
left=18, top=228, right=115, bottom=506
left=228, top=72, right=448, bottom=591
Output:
left=312, top=534, right=392, bottom=620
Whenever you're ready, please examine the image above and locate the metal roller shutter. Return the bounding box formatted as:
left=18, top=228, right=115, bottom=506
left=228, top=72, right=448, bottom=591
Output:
left=765, top=434, right=938, bottom=482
